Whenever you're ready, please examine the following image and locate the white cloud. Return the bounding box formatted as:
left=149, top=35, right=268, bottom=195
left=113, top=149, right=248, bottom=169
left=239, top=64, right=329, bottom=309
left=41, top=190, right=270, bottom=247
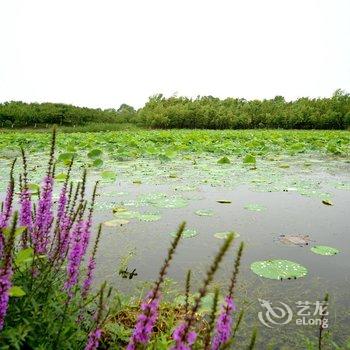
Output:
left=0, top=0, right=349, bottom=108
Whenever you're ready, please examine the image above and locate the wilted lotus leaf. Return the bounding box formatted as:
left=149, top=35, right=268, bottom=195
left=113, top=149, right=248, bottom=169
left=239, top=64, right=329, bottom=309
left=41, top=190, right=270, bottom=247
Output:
left=322, top=199, right=333, bottom=206
left=310, top=245, right=339, bottom=256
left=250, top=259, right=308, bottom=280
left=278, top=234, right=311, bottom=247
left=112, top=206, right=128, bottom=214
left=214, top=231, right=240, bottom=239
left=171, top=228, right=198, bottom=239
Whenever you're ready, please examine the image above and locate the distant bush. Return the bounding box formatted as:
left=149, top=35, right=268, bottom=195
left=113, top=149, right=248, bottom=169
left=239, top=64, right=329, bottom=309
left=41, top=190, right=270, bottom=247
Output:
left=137, top=90, right=350, bottom=130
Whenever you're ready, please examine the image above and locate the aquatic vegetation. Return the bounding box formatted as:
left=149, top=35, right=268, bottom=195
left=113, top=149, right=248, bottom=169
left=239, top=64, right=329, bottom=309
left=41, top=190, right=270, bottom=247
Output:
left=214, top=231, right=240, bottom=239
left=217, top=156, right=231, bottom=164
left=137, top=212, right=161, bottom=222
left=170, top=228, right=198, bottom=239
left=244, top=203, right=266, bottom=212
left=310, top=245, right=339, bottom=256
left=195, top=209, right=215, bottom=216
left=250, top=259, right=308, bottom=280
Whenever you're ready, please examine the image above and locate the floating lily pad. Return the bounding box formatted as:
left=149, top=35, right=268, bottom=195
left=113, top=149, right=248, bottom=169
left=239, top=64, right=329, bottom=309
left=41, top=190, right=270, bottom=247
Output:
left=150, top=196, right=188, bottom=209
left=310, top=245, right=339, bottom=256
left=250, top=259, right=308, bottom=280
left=171, top=228, right=198, bottom=239
left=104, top=219, right=129, bottom=227
left=216, top=199, right=231, bottom=204
left=137, top=213, right=161, bottom=222
left=279, top=163, right=290, bottom=169
left=217, top=156, right=231, bottom=164
left=322, top=199, right=333, bottom=206
left=214, top=231, right=240, bottom=239
left=114, top=211, right=139, bottom=220
left=244, top=203, right=265, bottom=212
left=101, top=171, right=116, bottom=182
left=195, top=209, right=214, bottom=217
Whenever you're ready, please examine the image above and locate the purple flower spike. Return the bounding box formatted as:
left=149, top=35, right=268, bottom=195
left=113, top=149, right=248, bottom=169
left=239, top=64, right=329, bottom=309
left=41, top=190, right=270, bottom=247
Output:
left=84, top=328, right=102, bottom=350
left=81, top=257, right=96, bottom=299
left=0, top=264, right=13, bottom=330
left=64, top=219, right=85, bottom=298
left=211, top=296, right=236, bottom=350
left=33, top=175, right=54, bottom=254
left=19, top=187, right=32, bottom=247
left=127, top=290, right=161, bottom=349
left=171, top=322, right=197, bottom=350
left=0, top=181, right=14, bottom=257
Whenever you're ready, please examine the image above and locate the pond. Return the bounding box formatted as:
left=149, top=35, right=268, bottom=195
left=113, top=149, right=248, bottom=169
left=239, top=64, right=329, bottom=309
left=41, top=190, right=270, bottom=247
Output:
left=0, top=132, right=349, bottom=348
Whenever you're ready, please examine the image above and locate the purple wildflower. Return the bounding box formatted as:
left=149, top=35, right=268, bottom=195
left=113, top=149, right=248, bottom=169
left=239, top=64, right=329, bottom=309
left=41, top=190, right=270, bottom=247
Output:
left=81, top=257, right=96, bottom=299
left=0, top=264, right=12, bottom=330
left=58, top=214, right=71, bottom=260
left=64, top=219, right=85, bottom=298
left=19, top=187, right=32, bottom=248
left=33, top=175, right=54, bottom=254
left=81, top=217, right=92, bottom=257
left=0, top=180, right=15, bottom=258
left=0, top=181, right=14, bottom=229
left=171, top=322, right=197, bottom=350
left=84, top=328, right=102, bottom=350
left=127, top=290, right=161, bottom=349
left=55, top=185, right=71, bottom=260
left=211, top=296, right=236, bottom=350
left=57, top=184, right=68, bottom=222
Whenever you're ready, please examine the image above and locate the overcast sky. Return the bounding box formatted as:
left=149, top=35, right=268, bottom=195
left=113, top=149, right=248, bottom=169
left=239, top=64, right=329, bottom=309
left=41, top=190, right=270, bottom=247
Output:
left=1, top=0, right=349, bottom=109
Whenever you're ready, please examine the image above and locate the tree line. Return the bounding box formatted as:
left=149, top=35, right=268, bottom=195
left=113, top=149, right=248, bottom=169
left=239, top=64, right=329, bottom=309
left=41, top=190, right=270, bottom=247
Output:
left=1, top=90, right=350, bottom=129
left=0, top=101, right=136, bottom=127
left=138, top=90, right=350, bottom=129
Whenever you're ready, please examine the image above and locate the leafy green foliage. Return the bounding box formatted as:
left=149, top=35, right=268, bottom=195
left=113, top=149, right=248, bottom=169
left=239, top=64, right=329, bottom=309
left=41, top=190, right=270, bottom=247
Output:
left=0, top=101, right=131, bottom=127
left=137, top=90, right=350, bottom=129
